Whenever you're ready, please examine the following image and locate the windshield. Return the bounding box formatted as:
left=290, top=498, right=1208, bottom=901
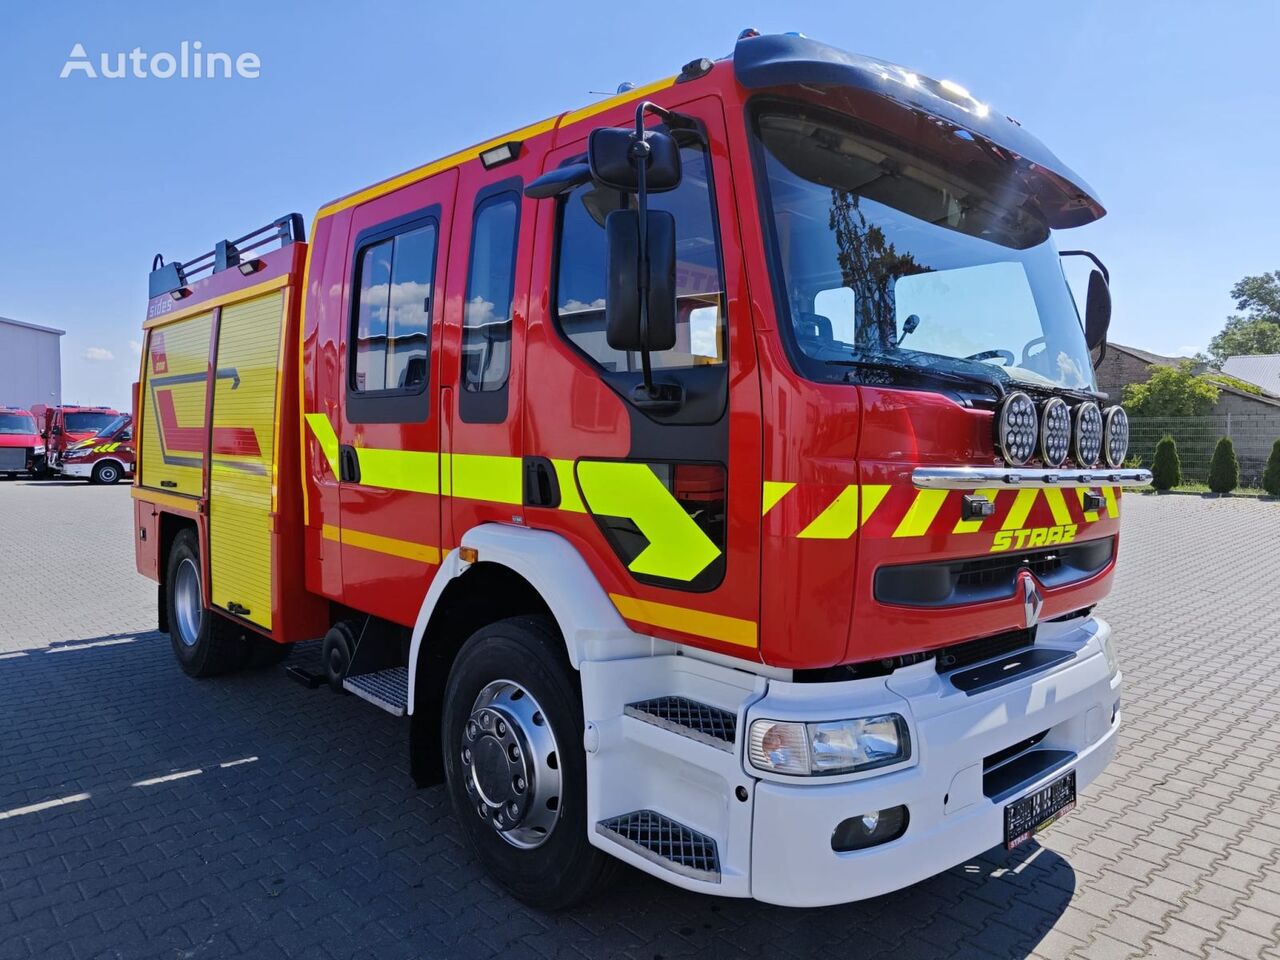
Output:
left=92, top=415, right=130, bottom=438
left=0, top=413, right=37, bottom=435
left=754, top=106, right=1095, bottom=392
left=64, top=412, right=117, bottom=433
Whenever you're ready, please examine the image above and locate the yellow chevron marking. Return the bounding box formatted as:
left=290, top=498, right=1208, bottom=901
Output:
left=1076, top=487, right=1101, bottom=523
left=322, top=523, right=440, bottom=565
left=577, top=461, right=721, bottom=581
left=1043, top=487, right=1074, bottom=526
left=1103, top=486, right=1119, bottom=518
left=953, top=488, right=1000, bottom=534
left=609, top=593, right=757, bottom=648
left=761, top=481, right=795, bottom=516
left=1001, top=489, right=1039, bottom=530
left=893, top=488, right=948, bottom=538
left=797, top=484, right=859, bottom=539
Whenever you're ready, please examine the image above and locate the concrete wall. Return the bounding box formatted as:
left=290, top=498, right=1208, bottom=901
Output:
left=0, top=319, right=62, bottom=410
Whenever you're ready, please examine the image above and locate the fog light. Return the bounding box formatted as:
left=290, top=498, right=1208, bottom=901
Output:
left=1072, top=402, right=1103, bottom=466
left=831, top=805, right=909, bottom=852
left=1039, top=397, right=1071, bottom=467
left=1102, top=405, right=1130, bottom=468
left=995, top=392, right=1037, bottom=465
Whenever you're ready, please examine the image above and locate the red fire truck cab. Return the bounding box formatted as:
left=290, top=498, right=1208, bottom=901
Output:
left=58, top=414, right=135, bottom=484
left=0, top=406, right=45, bottom=477
left=132, top=32, right=1150, bottom=908
left=32, top=403, right=121, bottom=474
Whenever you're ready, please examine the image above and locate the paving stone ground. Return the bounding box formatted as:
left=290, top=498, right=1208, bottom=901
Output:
left=1, top=477, right=1278, bottom=960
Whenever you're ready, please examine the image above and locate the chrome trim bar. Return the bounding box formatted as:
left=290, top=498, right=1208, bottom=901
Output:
left=912, top=467, right=1152, bottom=490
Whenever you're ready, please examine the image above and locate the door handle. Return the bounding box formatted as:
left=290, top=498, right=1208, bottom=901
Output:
left=522, top=457, right=561, bottom=508
left=339, top=444, right=361, bottom=483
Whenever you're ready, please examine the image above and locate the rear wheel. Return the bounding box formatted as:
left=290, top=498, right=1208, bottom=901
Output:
left=165, top=530, right=247, bottom=677
left=441, top=616, right=615, bottom=909
left=91, top=461, right=122, bottom=485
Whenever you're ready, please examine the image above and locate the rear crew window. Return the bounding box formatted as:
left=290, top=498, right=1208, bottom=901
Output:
left=352, top=221, right=437, bottom=394
left=555, top=141, right=726, bottom=372
left=461, top=192, right=520, bottom=400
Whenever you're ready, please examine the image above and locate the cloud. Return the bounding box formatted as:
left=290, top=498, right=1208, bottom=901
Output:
left=129, top=340, right=142, bottom=355
left=84, top=347, right=115, bottom=361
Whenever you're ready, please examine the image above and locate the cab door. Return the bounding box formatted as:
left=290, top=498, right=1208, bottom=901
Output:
left=336, top=171, right=457, bottom=626
left=524, top=94, right=764, bottom=657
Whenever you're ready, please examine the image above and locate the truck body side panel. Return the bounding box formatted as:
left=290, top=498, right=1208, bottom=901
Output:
left=138, top=312, right=213, bottom=498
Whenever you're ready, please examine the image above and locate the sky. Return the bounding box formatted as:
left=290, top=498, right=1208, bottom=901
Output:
left=1, top=0, right=1277, bottom=409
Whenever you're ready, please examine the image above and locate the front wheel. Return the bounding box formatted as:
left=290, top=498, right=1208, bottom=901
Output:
left=92, top=461, right=122, bottom=485
left=441, top=616, right=615, bottom=909
left=165, top=530, right=247, bottom=677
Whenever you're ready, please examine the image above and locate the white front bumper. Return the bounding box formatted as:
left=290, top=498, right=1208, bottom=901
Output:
left=747, top=616, right=1121, bottom=906
left=60, top=462, right=92, bottom=478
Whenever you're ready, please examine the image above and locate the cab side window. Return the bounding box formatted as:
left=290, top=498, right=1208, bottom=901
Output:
left=556, top=141, right=726, bottom=373
left=352, top=222, right=437, bottom=395
left=460, top=189, right=520, bottom=423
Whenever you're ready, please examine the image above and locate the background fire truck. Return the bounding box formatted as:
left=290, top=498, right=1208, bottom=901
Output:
left=0, top=406, right=45, bottom=477
left=132, top=31, right=1149, bottom=908
left=58, top=413, right=134, bottom=484
left=31, top=403, right=121, bottom=474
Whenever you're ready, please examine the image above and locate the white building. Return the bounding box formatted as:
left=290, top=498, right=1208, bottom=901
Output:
left=0, top=316, right=64, bottom=410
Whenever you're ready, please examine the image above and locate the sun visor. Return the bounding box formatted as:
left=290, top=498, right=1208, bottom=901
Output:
left=734, top=33, right=1105, bottom=229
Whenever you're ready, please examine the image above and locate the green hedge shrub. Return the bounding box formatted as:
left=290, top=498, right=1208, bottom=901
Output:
left=1150, top=435, right=1181, bottom=491
left=1263, top=438, right=1280, bottom=497
left=1208, top=437, right=1240, bottom=494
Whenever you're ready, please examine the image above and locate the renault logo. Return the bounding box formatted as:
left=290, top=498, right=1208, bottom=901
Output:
left=1020, top=573, right=1044, bottom=628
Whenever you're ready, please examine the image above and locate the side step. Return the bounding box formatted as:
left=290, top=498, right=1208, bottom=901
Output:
left=623, top=696, right=736, bottom=752
left=343, top=667, right=408, bottom=716
left=596, top=810, right=720, bottom=883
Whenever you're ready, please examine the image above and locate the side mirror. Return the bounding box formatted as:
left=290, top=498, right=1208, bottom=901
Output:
left=1084, top=268, right=1111, bottom=351
left=588, top=128, right=682, bottom=193
left=52, top=425, right=62, bottom=436
left=605, top=209, right=677, bottom=353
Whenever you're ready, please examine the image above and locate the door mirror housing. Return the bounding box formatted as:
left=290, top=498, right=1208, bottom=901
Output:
left=1084, top=268, right=1111, bottom=352
left=588, top=128, right=682, bottom=193
left=605, top=209, right=677, bottom=353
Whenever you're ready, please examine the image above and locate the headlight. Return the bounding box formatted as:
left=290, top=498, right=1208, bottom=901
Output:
left=1102, top=405, right=1129, bottom=468
left=995, top=391, right=1037, bottom=465
left=1072, top=401, right=1103, bottom=466
left=1039, top=397, right=1070, bottom=467
left=63, top=448, right=91, bottom=460
left=748, top=714, right=910, bottom=776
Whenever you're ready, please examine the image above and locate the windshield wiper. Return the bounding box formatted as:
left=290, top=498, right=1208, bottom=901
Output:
left=824, top=355, right=1005, bottom=396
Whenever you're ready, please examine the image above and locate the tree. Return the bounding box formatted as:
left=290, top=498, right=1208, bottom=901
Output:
left=1208, top=437, right=1239, bottom=494
left=1150, top=435, right=1181, bottom=491
left=1264, top=439, right=1280, bottom=497
left=1207, top=316, right=1280, bottom=366
left=1230, top=271, right=1280, bottom=323
left=1122, top=362, right=1220, bottom=417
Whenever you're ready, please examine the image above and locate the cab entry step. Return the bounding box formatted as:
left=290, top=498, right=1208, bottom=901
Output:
left=596, top=810, right=721, bottom=883
left=624, top=696, right=737, bottom=751
left=343, top=667, right=409, bottom=716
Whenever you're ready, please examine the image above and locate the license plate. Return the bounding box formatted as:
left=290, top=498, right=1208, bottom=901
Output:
left=1004, top=770, right=1076, bottom=849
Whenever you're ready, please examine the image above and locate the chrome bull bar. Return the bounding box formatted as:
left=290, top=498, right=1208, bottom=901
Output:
left=912, top=467, right=1153, bottom=490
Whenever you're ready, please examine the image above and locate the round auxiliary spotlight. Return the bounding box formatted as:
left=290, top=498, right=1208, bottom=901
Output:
left=1102, top=405, right=1130, bottom=468
left=996, top=391, right=1037, bottom=465
left=1072, top=401, right=1103, bottom=467
left=1039, top=397, right=1071, bottom=467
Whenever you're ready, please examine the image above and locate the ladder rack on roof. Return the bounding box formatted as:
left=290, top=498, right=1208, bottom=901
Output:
left=149, top=213, right=306, bottom=299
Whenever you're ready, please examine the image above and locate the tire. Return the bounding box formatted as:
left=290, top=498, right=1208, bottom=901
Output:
left=322, top=621, right=357, bottom=692
left=165, top=529, right=247, bottom=677
left=441, top=616, right=615, bottom=909
left=91, top=461, right=122, bottom=485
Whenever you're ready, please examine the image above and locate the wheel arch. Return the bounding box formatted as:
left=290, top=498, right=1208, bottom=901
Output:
left=92, top=457, right=126, bottom=480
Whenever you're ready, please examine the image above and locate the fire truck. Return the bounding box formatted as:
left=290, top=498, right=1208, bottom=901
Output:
left=0, top=406, right=45, bottom=477
left=32, top=403, right=121, bottom=474
left=58, top=414, right=135, bottom=484
left=132, top=31, right=1151, bottom=908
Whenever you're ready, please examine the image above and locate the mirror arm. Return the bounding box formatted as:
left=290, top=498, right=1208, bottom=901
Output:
left=632, top=102, right=659, bottom=398
left=1059, top=249, right=1110, bottom=285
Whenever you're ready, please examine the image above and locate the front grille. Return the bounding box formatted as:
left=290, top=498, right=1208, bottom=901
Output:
left=984, top=730, right=1048, bottom=771
left=955, top=552, right=1064, bottom=590
left=935, top=628, right=1034, bottom=673
left=596, top=810, right=720, bottom=881
left=0, top=448, right=28, bottom=471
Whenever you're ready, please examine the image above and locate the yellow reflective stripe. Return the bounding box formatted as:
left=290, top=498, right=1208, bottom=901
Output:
left=794, top=483, right=889, bottom=539
left=552, top=459, right=585, bottom=512
left=893, top=488, right=947, bottom=538
left=356, top=448, right=439, bottom=494
left=1103, top=486, right=1119, bottom=518
left=577, top=461, right=720, bottom=581
left=761, top=480, right=795, bottom=516
left=562, top=76, right=678, bottom=126
left=953, top=488, right=999, bottom=533
left=609, top=593, right=756, bottom=648
left=1076, top=487, right=1100, bottom=523
left=1002, top=489, right=1039, bottom=530
left=305, top=413, right=340, bottom=478
left=1043, top=487, right=1073, bottom=526
left=322, top=523, right=440, bottom=565
left=452, top=453, right=523, bottom=504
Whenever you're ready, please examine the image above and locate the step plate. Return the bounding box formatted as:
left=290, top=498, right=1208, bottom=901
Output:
left=343, top=667, right=408, bottom=716
left=596, top=809, right=720, bottom=883
left=624, top=696, right=736, bottom=752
